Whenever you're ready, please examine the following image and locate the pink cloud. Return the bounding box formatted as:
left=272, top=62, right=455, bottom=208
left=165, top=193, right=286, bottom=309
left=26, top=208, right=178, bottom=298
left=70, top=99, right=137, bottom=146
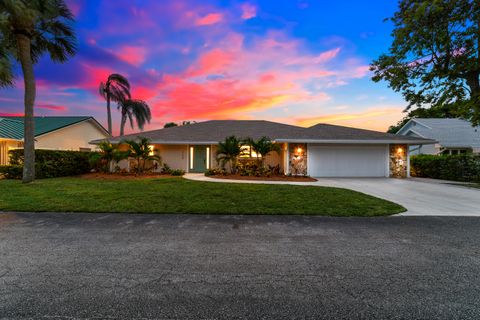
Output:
left=36, top=105, right=68, bottom=112
left=195, top=13, right=223, bottom=26
left=241, top=3, right=257, bottom=19
left=0, top=112, right=23, bottom=117
left=116, top=46, right=147, bottom=66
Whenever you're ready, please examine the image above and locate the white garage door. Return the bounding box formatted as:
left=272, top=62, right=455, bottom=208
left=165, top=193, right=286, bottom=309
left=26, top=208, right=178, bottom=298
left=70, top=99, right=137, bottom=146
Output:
left=308, top=145, right=388, bottom=177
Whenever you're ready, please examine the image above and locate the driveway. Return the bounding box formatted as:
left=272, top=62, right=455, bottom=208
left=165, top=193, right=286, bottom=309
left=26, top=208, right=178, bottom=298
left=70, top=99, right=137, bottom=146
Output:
left=186, top=174, right=480, bottom=216
left=311, top=178, right=480, bottom=216
left=1, top=212, right=479, bottom=319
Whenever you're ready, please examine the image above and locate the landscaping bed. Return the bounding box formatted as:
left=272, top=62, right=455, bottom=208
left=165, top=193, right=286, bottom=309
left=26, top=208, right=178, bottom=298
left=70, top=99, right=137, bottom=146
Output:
left=0, top=177, right=405, bottom=216
left=79, top=173, right=182, bottom=180
left=209, top=174, right=317, bottom=182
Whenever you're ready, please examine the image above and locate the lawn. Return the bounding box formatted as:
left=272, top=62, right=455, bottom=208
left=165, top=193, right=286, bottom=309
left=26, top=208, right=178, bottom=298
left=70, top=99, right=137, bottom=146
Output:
left=0, top=177, right=406, bottom=216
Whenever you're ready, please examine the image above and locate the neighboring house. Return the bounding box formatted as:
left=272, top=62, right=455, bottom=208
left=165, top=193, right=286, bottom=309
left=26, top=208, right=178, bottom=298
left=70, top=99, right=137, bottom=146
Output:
left=92, top=120, right=434, bottom=178
left=396, top=118, right=480, bottom=155
left=0, top=116, right=110, bottom=165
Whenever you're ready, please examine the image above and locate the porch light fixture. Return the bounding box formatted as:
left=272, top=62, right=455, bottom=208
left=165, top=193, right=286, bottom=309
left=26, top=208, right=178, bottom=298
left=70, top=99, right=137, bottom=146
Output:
left=396, top=147, right=403, bottom=154
left=296, top=147, right=303, bottom=154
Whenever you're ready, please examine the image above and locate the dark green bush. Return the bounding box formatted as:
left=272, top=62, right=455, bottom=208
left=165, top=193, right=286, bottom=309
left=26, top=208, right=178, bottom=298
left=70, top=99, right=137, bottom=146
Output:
left=205, top=168, right=227, bottom=176
left=170, top=169, right=185, bottom=176
left=410, top=154, right=480, bottom=182
left=6, top=149, right=95, bottom=179
left=0, top=165, right=23, bottom=179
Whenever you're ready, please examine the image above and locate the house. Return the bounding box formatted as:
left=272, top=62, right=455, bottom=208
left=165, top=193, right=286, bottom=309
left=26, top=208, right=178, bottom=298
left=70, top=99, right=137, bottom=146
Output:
left=93, top=120, right=434, bottom=178
left=396, top=118, right=480, bottom=155
left=0, top=116, right=110, bottom=165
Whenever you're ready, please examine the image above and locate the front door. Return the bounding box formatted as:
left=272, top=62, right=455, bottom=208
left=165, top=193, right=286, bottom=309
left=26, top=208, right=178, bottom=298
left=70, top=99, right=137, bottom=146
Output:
left=190, top=145, right=209, bottom=173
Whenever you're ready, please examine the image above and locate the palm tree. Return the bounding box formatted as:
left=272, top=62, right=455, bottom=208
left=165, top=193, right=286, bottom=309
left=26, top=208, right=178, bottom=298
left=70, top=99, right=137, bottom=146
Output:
left=117, top=99, right=151, bottom=136
left=0, top=0, right=77, bottom=183
left=90, top=141, right=129, bottom=172
left=245, top=136, right=281, bottom=168
left=216, top=136, right=242, bottom=173
left=99, top=74, right=131, bottom=135
left=123, top=137, right=160, bottom=174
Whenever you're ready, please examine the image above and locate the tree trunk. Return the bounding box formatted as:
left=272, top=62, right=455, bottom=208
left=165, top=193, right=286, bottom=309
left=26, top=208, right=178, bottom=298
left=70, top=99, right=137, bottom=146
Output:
left=106, top=91, right=112, bottom=136
left=16, top=34, right=36, bottom=183
left=120, top=110, right=126, bottom=136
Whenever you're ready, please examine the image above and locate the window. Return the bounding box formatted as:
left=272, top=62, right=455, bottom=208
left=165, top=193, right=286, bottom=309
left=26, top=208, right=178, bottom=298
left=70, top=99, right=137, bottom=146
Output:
left=240, top=145, right=260, bottom=158
left=206, top=147, right=210, bottom=169
left=189, top=147, right=194, bottom=169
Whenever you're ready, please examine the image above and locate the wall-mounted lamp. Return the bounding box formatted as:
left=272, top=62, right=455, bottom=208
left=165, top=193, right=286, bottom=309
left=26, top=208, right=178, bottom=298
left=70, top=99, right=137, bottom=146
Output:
left=296, top=147, right=303, bottom=154
left=396, top=147, right=403, bottom=154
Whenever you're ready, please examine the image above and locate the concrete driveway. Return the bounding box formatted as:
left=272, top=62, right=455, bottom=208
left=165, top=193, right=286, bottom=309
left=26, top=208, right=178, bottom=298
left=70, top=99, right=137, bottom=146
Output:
left=312, top=178, right=480, bottom=216
left=186, top=174, right=480, bottom=216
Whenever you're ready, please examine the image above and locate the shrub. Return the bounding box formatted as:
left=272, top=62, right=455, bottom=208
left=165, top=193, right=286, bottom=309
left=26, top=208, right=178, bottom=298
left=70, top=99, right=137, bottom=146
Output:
left=6, top=149, right=93, bottom=179
left=410, top=154, right=480, bottom=182
left=205, top=168, right=227, bottom=176
left=161, top=163, right=172, bottom=174
left=170, top=169, right=185, bottom=176
left=0, top=165, right=23, bottom=179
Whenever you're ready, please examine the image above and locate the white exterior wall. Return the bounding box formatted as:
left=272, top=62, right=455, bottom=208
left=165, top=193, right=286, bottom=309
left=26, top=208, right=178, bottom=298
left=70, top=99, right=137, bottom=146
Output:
left=35, top=120, right=109, bottom=151
left=156, top=144, right=189, bottom=171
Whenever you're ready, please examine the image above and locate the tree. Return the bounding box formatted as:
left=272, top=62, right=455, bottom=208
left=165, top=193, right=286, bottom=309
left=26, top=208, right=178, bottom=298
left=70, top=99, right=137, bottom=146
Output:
left=164, top=122, right=178, bottom=128
left=90, top=141, right=129, bottom=172
left=216, top=136, right=242, bottom=174
left=371, top=0, right=480, bottom=125
left=245, top=137, right=281, bottom=168
left=117, top=99, right=151, bottom=136
left=0, top=0, right=77, bottom=183
left=99, top=74, right=131, bottom=135
left=123, top=137, right=160, bottom=174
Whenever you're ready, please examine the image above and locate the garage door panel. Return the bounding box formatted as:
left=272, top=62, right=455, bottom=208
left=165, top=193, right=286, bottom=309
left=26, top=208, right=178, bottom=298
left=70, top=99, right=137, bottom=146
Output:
left=309, top=145, right=387, bottom=177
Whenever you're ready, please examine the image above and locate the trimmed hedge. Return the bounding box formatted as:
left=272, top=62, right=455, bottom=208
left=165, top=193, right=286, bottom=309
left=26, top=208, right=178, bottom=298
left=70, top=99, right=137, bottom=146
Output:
left=410, top=154, right=480, bottom=182
left=1, top=149, right=95, bottom=179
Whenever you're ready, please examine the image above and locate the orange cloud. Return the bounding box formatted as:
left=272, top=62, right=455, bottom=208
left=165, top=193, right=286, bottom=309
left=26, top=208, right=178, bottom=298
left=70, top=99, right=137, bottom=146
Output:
left=295, top=107, right=405, bottom=132
left=195, top=13, right=223, bottom=26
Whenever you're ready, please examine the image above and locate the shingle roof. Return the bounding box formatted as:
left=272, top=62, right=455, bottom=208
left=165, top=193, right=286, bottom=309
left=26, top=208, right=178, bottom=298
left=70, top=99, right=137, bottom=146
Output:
left=97, top=120, right=434, bottom=145
left=0, top=116, right=101, bottom=140
left=397, top=118, right=480, bottom=148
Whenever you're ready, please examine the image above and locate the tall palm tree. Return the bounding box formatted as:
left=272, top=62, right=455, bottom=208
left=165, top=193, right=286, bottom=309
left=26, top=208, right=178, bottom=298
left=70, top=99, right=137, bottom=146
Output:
left=216, top=136, right=242, bottom=173
left=117, top=99, right=151, bottom=136
left=0, top=0, right=77, bottom=183
left=99, top=74, right=131, bottom=135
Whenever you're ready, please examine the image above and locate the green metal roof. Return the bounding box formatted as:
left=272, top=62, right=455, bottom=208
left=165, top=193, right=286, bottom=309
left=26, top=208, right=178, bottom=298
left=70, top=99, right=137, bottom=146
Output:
left=0, top=116, right=93, bottom=140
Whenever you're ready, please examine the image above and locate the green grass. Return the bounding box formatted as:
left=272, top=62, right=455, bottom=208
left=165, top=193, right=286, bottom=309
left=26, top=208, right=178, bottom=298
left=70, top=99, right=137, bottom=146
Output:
left=0, top=177, right=406, bottom=216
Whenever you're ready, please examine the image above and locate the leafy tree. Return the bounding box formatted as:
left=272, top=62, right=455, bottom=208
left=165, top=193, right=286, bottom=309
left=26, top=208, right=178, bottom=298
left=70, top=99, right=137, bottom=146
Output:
left=245, top=137, right=281, bottom=168
left=90, top=141, right=129, bottom=173
left=216, top=136, right=242, bottom=174
left=164, top=122, right=178, bottom=128
left=99, top=74, right=131, bottom=135
left=0, top=0, right=77, bottom=183
left=123, top=137, right=160, bottom=174
left=371, top=0, right=480, bottom=125
left=117, top=99, right=151, bottom=136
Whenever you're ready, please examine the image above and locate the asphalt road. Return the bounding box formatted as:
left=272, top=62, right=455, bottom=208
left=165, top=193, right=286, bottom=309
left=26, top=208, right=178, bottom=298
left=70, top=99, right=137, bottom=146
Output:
left=1, top=212, right=479, bottom=319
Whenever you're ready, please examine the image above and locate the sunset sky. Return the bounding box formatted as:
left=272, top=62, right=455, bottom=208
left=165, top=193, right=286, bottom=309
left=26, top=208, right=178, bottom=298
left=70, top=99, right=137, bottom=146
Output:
left=0, top=0, right=406, bottom=135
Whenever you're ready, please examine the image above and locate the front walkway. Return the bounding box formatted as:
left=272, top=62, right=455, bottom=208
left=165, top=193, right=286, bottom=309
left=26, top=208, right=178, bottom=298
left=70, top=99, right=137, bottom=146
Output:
left=184, top=174, right=480, bottom=216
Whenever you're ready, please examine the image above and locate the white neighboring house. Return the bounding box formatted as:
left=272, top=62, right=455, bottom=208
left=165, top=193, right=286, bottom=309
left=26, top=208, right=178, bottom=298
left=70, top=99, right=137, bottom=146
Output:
left=397, top=118, right=480, bottom=155
left=0, top=116, right=110, bottom=165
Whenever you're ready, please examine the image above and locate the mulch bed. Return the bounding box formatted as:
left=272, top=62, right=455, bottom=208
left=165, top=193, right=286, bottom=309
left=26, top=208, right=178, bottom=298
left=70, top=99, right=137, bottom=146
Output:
left=78, top=173, right=180, bottom=180
left=210, top=174, right=317, bottom=182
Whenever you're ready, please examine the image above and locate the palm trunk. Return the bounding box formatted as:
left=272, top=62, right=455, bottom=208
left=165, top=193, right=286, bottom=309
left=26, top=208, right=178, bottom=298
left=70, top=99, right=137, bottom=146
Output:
left=120, top=111, right=126, bottom=136
left=17, top=34, right=36, bottom=183
left=106, top=91, right=112, bottom=135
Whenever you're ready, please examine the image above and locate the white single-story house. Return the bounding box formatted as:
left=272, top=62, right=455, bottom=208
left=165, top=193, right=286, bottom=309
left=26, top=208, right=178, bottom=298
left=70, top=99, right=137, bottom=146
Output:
left=0, top=116, right=110, bottom=165
left=396, top=118, right=480, bottom=155
left=93, top=120, right=434, bottom=178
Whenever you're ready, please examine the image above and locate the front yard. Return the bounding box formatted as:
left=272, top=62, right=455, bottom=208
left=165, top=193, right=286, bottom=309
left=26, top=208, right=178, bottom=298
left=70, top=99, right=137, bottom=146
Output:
left=0, top=177, right=405, bottom=216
